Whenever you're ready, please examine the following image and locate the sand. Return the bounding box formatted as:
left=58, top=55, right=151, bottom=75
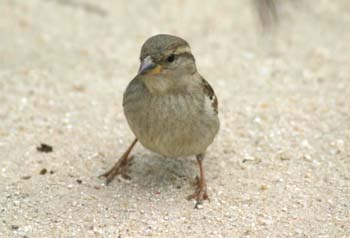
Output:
left=0, top=0, right=349, bottom=237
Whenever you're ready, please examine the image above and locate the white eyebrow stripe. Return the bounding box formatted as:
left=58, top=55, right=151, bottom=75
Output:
left=174, top=46, right=191, bottom=54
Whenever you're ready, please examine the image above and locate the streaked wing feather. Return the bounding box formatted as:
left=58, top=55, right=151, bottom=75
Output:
left=200, top=76, right=218, bottom=114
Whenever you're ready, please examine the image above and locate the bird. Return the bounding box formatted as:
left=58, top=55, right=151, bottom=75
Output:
left=253, top=0, right=279, bottom=30
left=100, top=34, right=220, bottom=207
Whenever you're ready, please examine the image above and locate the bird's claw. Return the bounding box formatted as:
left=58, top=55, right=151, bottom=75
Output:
left=187, top=176, right=210, bottom=208
left=99, top=156, right=134, bottom=185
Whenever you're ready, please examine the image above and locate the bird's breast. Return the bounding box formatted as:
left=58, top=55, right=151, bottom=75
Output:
left=123, top=92, right=219, bottom=157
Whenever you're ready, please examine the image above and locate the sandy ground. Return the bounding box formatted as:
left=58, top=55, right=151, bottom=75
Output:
left=1, top=0, right=350, bottom=237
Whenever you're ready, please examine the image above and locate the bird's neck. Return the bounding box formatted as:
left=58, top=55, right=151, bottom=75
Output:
left=142, top=73, right=199, bottom=96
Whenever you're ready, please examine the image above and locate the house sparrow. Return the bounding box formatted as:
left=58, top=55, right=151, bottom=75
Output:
left=100, top=34, right=220, bottom=207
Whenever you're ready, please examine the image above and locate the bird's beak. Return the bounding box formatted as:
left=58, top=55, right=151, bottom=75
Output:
left=138, top=56, right=162, bottom=76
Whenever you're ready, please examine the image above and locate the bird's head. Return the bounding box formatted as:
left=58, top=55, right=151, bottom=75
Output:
left=137, top=34, right=197, bottom=93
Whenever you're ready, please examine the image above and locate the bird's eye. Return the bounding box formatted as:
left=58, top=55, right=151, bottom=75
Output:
left=167, top=54, right=176, bottom=63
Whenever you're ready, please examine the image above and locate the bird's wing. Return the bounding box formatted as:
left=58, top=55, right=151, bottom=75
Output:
left=200, top=76, right=218, bottom=114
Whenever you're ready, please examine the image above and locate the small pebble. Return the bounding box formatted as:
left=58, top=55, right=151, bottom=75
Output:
left=260, top=184, right=269, bottom=190
left=11, top=225, right=19, bottom=230
left=36, top=143, right=53, bottom=153
left=39, top=168, right=47, bottom=175
left=278, top=152, right=291, bottom=161
left=303, top=154, right=312, bottom=161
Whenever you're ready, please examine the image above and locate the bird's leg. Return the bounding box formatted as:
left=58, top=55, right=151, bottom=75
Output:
left=187, top=153, right=209, bottom=208
left=99, top=138, right=138, bottom=185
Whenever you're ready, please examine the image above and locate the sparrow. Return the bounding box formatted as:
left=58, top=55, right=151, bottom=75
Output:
left=100, top=34, right=220, bottom=207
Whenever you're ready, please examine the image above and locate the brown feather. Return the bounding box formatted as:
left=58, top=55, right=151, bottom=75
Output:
left=200, top=76, right=218, bottom=114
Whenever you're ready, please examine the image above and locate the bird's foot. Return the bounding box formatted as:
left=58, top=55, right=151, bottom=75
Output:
left=187, top=176, right=210, bottom=208
left=99, top=156, right=134, bottom=185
